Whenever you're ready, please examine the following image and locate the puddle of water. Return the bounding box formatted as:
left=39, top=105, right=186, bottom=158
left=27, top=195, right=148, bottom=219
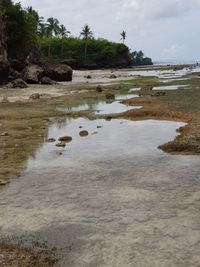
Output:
left=115, top=94, right=139, bottom=100
left=94, top=100, right=142, bottom=115
left=1, top=117, right=200, bottom=267
left=129, top=88, right=141, bottom=92
left=57, top=98, right=141, bottom=115
left=153, top=85, right=187, bottom=91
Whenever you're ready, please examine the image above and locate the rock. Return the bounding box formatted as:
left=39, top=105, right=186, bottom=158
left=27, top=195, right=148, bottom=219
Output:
left=105, top=93, right=115, bottom=100
left=8, top=69, right=22, bottom=81
left=152, top=91, right=166, bottom=97
left=58, top=136, right=72, bottom=143
left=96, top=85, right=103, bottom=93
left=86, top=75, right=92, bottom=79
left=12, top=78, right=28, bottom=88
left=23, top=64, right=44, bottom=84
left=29, top=93, right=40, bottom=100
left=43, top=63, right=73, bottom=81
left=97, top=126, right=103, bottom=128
left=0, top=60, right=10, bottom=84
left=79, top=130, right=89, bottom=137
left=110, top=74, right=117, bottom=79
left=40, top=76, right=56, bottom=85
left=47, top=138, right=56, bottom=143
left=79, top=126, right=83, bottom=129
left=56, top=142, right=66, bottom=148
left=0, top=180, right=9, bottom=186
left=105, top=116, right=112, bottom=121
left=0, top=132, right=9, bottom=136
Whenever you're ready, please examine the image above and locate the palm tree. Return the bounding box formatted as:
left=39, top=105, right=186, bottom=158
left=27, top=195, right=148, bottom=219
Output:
left=59, top=24, right=70, bottom=57
left=120, top=30, right=126, bottom=44
left=46, top=17, right=60, bottom=57
left=80, top=24, right=93, bottom=61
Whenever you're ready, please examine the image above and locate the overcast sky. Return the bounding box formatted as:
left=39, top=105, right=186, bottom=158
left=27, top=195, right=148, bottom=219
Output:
left=16, top=0, right=200, bottom=62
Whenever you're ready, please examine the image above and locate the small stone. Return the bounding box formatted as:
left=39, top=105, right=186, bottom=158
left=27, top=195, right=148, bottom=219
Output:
left=0, top=132, right=9, bottom=136
left=86, top=75, right=92, bottom=79
left=96, top=85, right=103, bottom=93
left=47, top=138, right=56, bottom=143
left=56, top=142, right=66, bottom=147
left=97, top=126, right=103, bottom=128
left=79, top=130, right=89, bottom=137
left=29, top=93, right=40, bottom=100
left=110, top=74, right=117, bottom=79
left=79, top=126, right=83, bottom=129
left=58, top=136, right=72, bottom=143
left=105, top=116, right=112, bottom=121
left=105, top=93, right=115, bottom=100
left=0, top=180, right=9, bottom=186
left=91, top=132, right=98, bottom=135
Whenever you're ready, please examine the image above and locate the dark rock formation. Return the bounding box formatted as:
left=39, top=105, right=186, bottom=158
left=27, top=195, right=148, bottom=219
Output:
left=12, top=78, right=28, bottom=88
left=23, top=64, right=44, bottom=84
left=43, top=62, right=73, bottom=82
left=40, top=76, right=56, bottom=85
left=0, top=60, right=9, bottom=84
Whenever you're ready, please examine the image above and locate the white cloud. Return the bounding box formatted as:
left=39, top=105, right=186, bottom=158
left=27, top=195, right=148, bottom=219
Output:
left=15, top=0, right=200, bottom=61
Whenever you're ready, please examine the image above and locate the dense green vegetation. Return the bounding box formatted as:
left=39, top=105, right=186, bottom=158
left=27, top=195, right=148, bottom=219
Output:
left=0, top=0, right=153, bottom=67
left=0, top=0, right=38, bottom=60
left=40, top=37, right=132, bottom=67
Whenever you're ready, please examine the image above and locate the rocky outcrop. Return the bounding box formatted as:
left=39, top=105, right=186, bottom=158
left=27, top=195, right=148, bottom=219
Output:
left=23, top=64, right=44, bottom=84
left=43, top=62, right=73, bottom=82
left=0, top=60, right=9, bottom=84
left=12, top=79, right=28, bottom=88
left=22, top=63, right=73, bottom=84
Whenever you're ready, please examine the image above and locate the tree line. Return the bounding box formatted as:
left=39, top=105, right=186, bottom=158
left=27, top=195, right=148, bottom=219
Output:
left=0, top=0, right=153, bottom=67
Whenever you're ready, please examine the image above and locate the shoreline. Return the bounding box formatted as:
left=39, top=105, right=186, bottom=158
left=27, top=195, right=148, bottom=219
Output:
left=0, top=64, right=200, bottom=266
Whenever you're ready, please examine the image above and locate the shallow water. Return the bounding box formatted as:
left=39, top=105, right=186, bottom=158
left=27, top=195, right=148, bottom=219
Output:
left=94, top=100, right=142, bottom=115
left=57, top=97, right=141, bottom=115
left=153, top=85, right=187, bottom=91
left=1, top=115, right=200, bottom=266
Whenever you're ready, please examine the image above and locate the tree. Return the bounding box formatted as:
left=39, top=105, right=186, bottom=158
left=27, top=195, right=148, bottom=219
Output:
left=120, top=30, right=126, bottom=44
left=46, top=17, right=60, bottom=56
left=80, top=24, right=93, bottom=61
left=0, top=2, right=7, bottom=60
left=0, top=0, right=38, bottom=60
left=58, top=24, right=70, bottom=57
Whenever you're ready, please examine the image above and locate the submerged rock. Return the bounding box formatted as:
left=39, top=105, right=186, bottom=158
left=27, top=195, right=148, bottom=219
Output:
left=47, top=138, right=56, bottom=143
left=56, top=142, right=66, bottom=148
left=79, top=130, right=89, bottom=137
left=58, top=136, right=72, bottom=143
left=105, top=93, right=115, bottom=100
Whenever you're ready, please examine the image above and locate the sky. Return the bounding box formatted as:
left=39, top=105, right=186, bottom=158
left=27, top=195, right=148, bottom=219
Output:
left=15, top=0, right=200, bottom=62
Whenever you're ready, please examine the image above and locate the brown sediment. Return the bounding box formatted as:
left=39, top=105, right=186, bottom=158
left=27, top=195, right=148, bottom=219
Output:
left=121, top=96, right=200, bottom=155
left=0, top=243, right=55, bottom=267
